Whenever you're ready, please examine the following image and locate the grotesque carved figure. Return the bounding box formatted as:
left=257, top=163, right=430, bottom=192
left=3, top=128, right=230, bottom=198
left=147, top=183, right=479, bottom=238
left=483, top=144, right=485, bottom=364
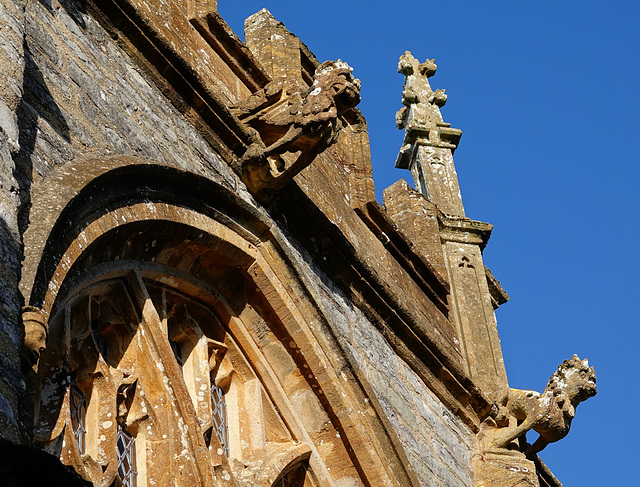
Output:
left=493, top=355, right=596, bottom=456
left=20, top=306, right=47, bottom=371
left=232, top=60, right=361, bottom=202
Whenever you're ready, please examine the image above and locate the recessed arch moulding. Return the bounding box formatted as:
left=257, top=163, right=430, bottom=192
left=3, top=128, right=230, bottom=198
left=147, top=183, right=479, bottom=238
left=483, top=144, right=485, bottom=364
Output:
left=21, top=156, right=417, bottom=486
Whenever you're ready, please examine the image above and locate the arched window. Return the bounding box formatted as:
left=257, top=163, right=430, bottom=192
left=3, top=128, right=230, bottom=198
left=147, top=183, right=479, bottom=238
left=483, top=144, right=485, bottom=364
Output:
left=116, top=423, right=137, bottom=487
left=38, top=271, right=239, bottom=486
left=25, top=161, right=416, bottom=487
left=210, top=383, right=229, bottom=456
left=69, top=380, right=86, bottom=455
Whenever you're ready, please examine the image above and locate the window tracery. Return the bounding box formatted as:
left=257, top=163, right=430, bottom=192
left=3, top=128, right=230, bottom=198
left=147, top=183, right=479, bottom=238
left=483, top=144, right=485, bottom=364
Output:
left=69, top=380, right=87, bottom=455
left=90, top=297, right=108, bottom=361
left=270, top=460, right=317, bottom=487
left=38, top=270, right=315, bottom=486
left=116, top=422, right=137, bottom=487
left=31, top=261, right=369, bottom=487
left=24, top=161, right=424, bottom=487
left=169, top=338, right=184, bottom=366
left=210, top=383, right=229, bottom=456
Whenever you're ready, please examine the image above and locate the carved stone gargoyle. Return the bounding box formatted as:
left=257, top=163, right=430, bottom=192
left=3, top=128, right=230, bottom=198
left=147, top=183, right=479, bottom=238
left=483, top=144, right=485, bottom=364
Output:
left=492, top=355, right=596, bottom=456
left=232, top=60, right=361, bottom=202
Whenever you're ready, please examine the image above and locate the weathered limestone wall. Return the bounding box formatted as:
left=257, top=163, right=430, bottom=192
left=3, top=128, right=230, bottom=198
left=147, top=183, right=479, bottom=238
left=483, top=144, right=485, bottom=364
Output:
left=285, top=239, right=476, bottom=487
left=0, top=0, right=243, bottom=440
left=0, top=0, right=27, bottom=443
left=4, top=4, right=479, bottom=484
left=18, top=0, right=235, bottom=189
left=352, top=319, right=475, bottom=487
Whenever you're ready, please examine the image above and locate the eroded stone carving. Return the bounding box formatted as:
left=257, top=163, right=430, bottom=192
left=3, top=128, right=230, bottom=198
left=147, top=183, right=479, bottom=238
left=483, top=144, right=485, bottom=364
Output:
left=395, top=51, right=454, bottom=138
left=394, top=51, right=465, bottom=215
left=493, top=355, right=596, bottom=456
left=20, top=306, right=47, bottom=371
left=233, top=60, right=361, bottom=201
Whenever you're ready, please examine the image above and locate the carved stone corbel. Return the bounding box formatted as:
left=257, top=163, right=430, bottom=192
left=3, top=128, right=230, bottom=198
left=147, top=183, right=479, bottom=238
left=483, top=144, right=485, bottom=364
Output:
left=20, top=306, right=47, bottom=372
left=232, top=60, right=361, bottom=202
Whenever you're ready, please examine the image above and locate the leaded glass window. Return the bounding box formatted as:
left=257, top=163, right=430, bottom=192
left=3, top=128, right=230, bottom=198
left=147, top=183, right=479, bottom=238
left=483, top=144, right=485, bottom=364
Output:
left=211, top=384, right=229, bottom=456
left=69, top=381, right=86, bottom=454
left=116, top=423, right=137, bottom=487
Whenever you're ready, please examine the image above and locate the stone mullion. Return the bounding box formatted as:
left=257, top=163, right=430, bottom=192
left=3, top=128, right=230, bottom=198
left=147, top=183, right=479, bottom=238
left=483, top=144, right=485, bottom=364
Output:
left=182, top=332, right=216, bottom=435
left=213, top=297, right=339, bottom=487
left=125, top=270, right=224, bottom=487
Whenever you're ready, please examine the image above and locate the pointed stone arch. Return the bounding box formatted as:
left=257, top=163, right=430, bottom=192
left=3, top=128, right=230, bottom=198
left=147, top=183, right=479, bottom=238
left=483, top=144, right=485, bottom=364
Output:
left=24, top=156, right=417, bottom=486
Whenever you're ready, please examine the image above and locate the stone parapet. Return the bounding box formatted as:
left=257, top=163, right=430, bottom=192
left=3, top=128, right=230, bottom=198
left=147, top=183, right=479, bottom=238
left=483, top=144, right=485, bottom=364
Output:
left=382, top=179, right=508, bottom=402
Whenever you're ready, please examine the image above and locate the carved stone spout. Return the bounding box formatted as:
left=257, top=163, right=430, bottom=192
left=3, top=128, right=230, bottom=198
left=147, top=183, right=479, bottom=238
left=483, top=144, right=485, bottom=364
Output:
left=492, top=355, right=596, bottom=456
left=232, top=60, right=361, bottom=202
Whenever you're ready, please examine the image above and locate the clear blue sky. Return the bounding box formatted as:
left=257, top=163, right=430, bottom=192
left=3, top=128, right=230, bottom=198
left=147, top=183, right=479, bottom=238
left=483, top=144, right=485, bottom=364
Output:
left=219, top=2, right=639, bottom=485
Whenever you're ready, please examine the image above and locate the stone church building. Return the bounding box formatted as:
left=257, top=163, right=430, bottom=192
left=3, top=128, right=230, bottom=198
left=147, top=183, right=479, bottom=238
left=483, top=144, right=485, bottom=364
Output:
left=0, top=1, right=596, bottom=486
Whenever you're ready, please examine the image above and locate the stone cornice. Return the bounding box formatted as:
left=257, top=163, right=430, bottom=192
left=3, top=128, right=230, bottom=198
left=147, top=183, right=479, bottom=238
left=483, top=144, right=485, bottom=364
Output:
left=355, top=201, right=450, bottom=315
left=439, top=214, right=493, bottom=250
left=190, top=13, right=271, bottom=93
left=86, top=0, right=258, bottom=163
left=485, top=266, right=510, bottom=309
left=272, top=185, right=495, bottom=432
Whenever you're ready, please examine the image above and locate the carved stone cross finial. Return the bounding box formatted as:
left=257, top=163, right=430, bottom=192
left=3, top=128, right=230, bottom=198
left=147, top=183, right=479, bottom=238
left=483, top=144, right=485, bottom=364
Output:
left=394, top=51, right=465, bottom=216
left=395, top=51, right=448, bottom=132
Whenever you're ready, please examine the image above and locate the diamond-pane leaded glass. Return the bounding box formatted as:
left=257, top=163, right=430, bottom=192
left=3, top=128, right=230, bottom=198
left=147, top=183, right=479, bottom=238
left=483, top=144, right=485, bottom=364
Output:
left=211, top=384, right=229, bottom=456
left=117, top=423, right=136, bottom=487
left=69, top=381, right=87, bottom=454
